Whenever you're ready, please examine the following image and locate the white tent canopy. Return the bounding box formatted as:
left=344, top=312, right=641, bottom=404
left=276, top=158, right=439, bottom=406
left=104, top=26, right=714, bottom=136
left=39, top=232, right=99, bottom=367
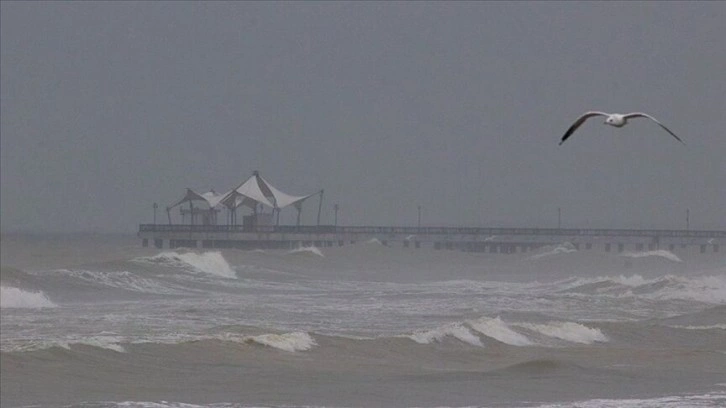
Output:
left=166, top=172, right=322, bottom=226
left=221, top=172, right=318, bottom=211
left=224, top=175, right=275, bottom=209
left=256, top=174, right=318, bottom=209
left=168, top=188, right=219, bottom=209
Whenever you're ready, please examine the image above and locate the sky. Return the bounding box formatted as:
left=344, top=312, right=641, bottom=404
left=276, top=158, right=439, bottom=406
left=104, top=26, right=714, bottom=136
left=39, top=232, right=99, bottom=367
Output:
left=1, top=1, right=725, bottom=233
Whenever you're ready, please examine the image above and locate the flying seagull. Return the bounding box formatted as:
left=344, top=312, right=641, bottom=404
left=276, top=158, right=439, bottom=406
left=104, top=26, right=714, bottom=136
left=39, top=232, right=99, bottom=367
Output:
left=559, top=111, right=685, bottom=146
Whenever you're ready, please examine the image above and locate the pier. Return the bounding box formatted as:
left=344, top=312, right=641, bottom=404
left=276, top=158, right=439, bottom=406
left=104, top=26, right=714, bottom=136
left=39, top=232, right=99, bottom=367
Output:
left=138, top=224, right=724, bottom=255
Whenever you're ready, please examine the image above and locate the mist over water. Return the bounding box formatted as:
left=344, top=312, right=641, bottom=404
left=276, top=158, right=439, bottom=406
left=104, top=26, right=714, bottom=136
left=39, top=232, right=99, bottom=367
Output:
left=2, top=234, right=725, bottom=407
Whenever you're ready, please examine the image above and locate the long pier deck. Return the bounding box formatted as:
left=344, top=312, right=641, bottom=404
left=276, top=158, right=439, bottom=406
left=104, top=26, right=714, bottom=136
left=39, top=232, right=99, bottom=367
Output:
left=138, top=224, right=724, bottom=255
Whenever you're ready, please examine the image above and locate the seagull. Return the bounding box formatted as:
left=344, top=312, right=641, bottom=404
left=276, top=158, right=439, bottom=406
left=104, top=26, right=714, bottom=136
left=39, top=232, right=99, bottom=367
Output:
left=559, top=111, right=685, bottom=146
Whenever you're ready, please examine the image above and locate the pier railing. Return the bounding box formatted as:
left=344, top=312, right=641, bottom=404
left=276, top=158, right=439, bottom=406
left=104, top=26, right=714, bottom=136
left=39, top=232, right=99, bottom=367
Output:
left=138, top=224, right=726, bottom=239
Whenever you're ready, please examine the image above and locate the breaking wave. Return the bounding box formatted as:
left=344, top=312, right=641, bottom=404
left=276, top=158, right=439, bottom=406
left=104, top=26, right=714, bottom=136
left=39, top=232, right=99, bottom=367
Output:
left=531, top=391, right=726, bottom=408
left=561, top=274, right=726, bottom=304
left=530, top=242, right=578, bottom=259
left=405, top=318, right=607, bottom=347
left=469, top=316, right=534, bottom=346
left=32, top=392, right=726, bottom=408
left=0, top=286, right=56, bottom=309
left=50, top=269, right=189, bottom=295
left=515, top=321, right=608, bottom=344
left=621, top=250, right=683, bottom=262
left=408, top=322, right=483, bottom=347
left=670, top=324, right=726, bottom=331
left=287, top=246, right=324, bottom=257
left=134, top=251, right=236, bottom=279
left=3, top=334, right=127, bottom=353
left=243, top=331, right=317, bottom=352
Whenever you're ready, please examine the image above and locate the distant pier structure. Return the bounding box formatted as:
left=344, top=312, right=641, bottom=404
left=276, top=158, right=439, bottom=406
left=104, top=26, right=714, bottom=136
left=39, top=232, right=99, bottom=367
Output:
left=138, top=224, right=724, bottom=255
left=144, top=171, right=723, bottom=255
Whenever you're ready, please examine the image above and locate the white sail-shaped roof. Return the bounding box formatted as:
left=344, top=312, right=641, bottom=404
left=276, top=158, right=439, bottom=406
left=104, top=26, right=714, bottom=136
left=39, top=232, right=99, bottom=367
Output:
left=168, top=188, right=207, bottom=209
left=171, top=173, right=318, bottom=213
left=200, top=190, right=227, bottom=208
left=169, top=188, right=226, bottom=209
left=256, top=175, right=318, bottom=209
left=232, top=176, right=275, bottom=208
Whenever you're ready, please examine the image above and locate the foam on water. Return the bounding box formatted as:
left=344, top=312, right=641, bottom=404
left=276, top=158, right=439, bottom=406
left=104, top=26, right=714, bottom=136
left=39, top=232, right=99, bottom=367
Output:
left=563, top=274, right=726, bottom=304
left=620, top=249, right=683, bottom=263
left=530, top=242, right=578, bottom=259
left=136, top=251, right=236, bottom=278
left=287, top=246, right=325, bottom=257
left=3, top=335, right=127, bottom=353
left=45, top=392, right=726, bottom=408
left=50, top=269, right=189, bottom=294
left=530, top=391, right=726, bottom=408
left=244, top=331, right=317, bottom=352
left=670, top=324, right=726, bottom=331
left=0, top=286, right=57, bottom=308
left=468, top=317, right=534, bottom=346
left=408, top=323, right=483, bottom=347
left=515, top=321, right=608, bottom=344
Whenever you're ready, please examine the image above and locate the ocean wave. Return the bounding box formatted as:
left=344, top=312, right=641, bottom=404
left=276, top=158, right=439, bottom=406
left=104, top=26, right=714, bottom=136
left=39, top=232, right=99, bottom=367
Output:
left=39, top=392, right=726, bottom=408
left=287, top=246, right=325, bottom=257
left=0, top=286, right=56, bottom=308
left=530, top=391, right=726, bottom=408
left=530, top=242, right=578, bottom=259
left=514, top=321, right=608, bottom=344
left=560, top=274, right=726, bottom=304
left=669, top=324, right=726, bottom=331
left=620, top=249, right=683, bottom=262
left=3, top=331, right=319, bottom=354
left=49, top=269, right=189, bottom=295
left=408, top=322, right=483, bottom=347
left=133, top=251, right=236, bottom=279
left=243, top=331, right=317, bottom=352
left=468, top=316, right=534, bottom=346
left=3, top=334, right=126, bottom=353
left=405, top=317, right=608, bottom=347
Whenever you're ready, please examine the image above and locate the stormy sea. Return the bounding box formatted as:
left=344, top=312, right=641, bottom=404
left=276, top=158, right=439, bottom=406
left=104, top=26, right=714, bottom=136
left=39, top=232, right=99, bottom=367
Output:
left=1, top=234, right=725, bottom=407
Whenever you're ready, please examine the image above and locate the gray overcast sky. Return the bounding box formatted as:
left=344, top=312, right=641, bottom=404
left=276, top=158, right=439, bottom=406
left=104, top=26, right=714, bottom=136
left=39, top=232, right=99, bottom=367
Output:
left=1, top=1, right=725, bottom=233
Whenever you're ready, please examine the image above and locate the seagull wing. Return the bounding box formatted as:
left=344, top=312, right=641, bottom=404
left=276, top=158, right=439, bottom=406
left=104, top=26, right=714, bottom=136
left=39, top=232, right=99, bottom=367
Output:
left=559, top=111, right=609, bottom=145
left=623, top=112, right=685, bottom=145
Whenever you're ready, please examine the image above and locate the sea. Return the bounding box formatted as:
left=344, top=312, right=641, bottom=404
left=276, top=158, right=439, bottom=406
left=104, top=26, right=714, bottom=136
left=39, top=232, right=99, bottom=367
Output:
left=1, top=233, right=725, bottom=408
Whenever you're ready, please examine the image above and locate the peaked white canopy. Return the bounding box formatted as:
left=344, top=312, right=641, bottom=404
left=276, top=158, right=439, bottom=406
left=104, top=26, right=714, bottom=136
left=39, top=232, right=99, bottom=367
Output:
left=256, top=174, right=318, bottom=209
left=220, top=172, right=318, bottom=211
left=168, top=188, right=211, bottom=209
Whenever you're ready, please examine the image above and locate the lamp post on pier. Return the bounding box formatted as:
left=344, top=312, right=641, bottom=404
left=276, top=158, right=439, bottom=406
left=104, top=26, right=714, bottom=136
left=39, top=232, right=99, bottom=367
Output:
left=334, top=204, right=339, bottom=227
left=558, top=207, right=561, bottom=229
left=417, top=205, right=422, bottom=229
left=153, top=202, right=158, bottom=225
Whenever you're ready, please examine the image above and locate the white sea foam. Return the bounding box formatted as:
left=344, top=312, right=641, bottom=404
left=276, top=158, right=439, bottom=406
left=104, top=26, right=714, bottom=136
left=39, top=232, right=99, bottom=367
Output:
left=562, top=275, right=726, bottom=304
left=670, top=324, right=726, bottom=331
left=469, top=317, right=534, bottom=346
left=0, top=286, right=56, bottom=309
left=244, top=332, right=317, bottom=352
left=516, top=321, right=608, bottom=344
left=530, top=391, right=726, bottom=407
left=621, top=249, right=683, bottom=262
left=530, top=242, right=577, bottom=259
left=52, top=269, right=188, bottom=294
left=136, top=251, right=236, bottom=278
left=409, top=323, right=483, bottom=347
left=287, top=246, right=324, bottom=257
left=3, top=335, right=127, bottom=353
left=365, top=238, right=383, bottom=245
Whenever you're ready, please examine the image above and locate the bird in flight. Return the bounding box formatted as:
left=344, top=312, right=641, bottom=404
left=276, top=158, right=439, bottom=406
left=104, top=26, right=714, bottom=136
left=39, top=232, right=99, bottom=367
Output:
left=559, top=111, right=685, bottom=146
